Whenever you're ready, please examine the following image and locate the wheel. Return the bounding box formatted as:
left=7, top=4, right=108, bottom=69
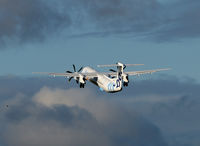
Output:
left=80, top=83, right=85, bottom=88
left=123, top=82, right=128, bottom=87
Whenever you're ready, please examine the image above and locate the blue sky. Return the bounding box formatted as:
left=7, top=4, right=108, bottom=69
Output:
left=0, top=35, right=200, bottom=81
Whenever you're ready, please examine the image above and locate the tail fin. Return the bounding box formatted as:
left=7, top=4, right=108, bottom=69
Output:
left=97, top=62, right=144, bottom=79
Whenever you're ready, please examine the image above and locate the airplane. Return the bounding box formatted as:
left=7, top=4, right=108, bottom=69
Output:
left=34, top=62, right=170, bottom=93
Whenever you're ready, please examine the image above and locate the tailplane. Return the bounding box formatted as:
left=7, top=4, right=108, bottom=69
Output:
left=97, top=63, right=144, bottom=68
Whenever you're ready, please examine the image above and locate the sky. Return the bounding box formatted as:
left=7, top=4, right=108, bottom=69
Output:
left=0, top=0, right=199, bottom=80
left=0, top=0, right=200, bottom=146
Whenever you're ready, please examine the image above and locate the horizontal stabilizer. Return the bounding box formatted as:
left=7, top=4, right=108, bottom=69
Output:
left=97, top=64, right=144, bottom=67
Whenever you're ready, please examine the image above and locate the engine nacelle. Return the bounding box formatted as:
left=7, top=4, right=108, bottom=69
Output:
left=79, top=75, right=86, bottom=84
left=122, top=73, right=129, bottom=87
left=79, top=75, right=86, bottom=88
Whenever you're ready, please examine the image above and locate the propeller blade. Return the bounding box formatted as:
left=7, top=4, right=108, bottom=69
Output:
left=66, top=71, right=73, bottom=73
left=123, top=65, right=126, bottom=70
left=73, top=64, right=76, bottom=72
left=78, top=67, right=83, bottom=72
left=109, top=69, right=116, bottom=72
left=68, top=77, right=73, bottom=82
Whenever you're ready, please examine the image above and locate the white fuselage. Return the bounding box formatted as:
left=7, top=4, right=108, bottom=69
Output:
left=82, top=67, right=122, bottom=93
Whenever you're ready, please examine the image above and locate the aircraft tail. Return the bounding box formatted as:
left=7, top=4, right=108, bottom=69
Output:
left=97, top=63, right=144, bottom=68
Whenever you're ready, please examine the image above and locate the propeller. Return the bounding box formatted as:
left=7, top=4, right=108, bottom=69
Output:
left=123, top=64, right=126, bottom=70
left=68, top=77, right=73, bottom=82
left=73, top=64, right=76, bottom=72
left=78, top=67, right=83, bottom=72
left=109, top=69, right=116, bottom=72
left=66, top=64, right=83, bottom=83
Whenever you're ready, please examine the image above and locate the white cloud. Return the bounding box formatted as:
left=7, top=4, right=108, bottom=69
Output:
left=1, top=86, right=167, bottom=146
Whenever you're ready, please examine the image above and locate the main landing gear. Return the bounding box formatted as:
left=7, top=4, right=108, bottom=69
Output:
left=123, top=82, right=128, bottom=87
left=80, top=83, right=85, bottom=88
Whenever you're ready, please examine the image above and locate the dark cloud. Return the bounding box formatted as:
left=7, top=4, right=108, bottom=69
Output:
left=153, top=0, right=200, bottom=41
left=0, top=76, right=67, bottom=102
left=64, top=0, right=165, bottom=38
left=82, top=0, right=162, bottom=31
left=122, top=75, right=200, bottom=96
left=1, top=0, right=200, bottom=48
left=64, top=0, right=200, bottom=41
left=0, top=0, right=70, bottom=49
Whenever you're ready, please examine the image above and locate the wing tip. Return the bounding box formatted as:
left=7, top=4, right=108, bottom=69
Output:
left=162, top=68, right=172, bottom=71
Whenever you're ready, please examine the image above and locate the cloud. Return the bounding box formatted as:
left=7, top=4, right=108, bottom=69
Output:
left=64, top=0, right=200, bottom=41
left=1, top=0, right=200, bottom=49
left=0, top=76, right=167, bottom=146
left=2, top=96, right=108, bottom=146
left=0, top=75, right=200, bottom=146
left=64, top=0, right=165, bottom=38
left=0, top=0, right=70, bottom=49
left=153, top=0, right=200, bottom=41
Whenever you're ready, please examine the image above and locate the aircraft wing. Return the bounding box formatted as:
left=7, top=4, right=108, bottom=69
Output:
left=33, top=72, right=98, bottom=78
left=33, top=68, right=170, bottom=78
left=124, top=68, right=171, bottom=76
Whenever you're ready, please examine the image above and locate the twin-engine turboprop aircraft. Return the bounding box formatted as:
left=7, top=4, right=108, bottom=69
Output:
left=34, top=62, right=170, bottom=93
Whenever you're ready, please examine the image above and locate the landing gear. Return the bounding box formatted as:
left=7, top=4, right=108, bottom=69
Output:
left=123, top=82, right=128, bottom=87
left=80, top=83, right=85, bottom=88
